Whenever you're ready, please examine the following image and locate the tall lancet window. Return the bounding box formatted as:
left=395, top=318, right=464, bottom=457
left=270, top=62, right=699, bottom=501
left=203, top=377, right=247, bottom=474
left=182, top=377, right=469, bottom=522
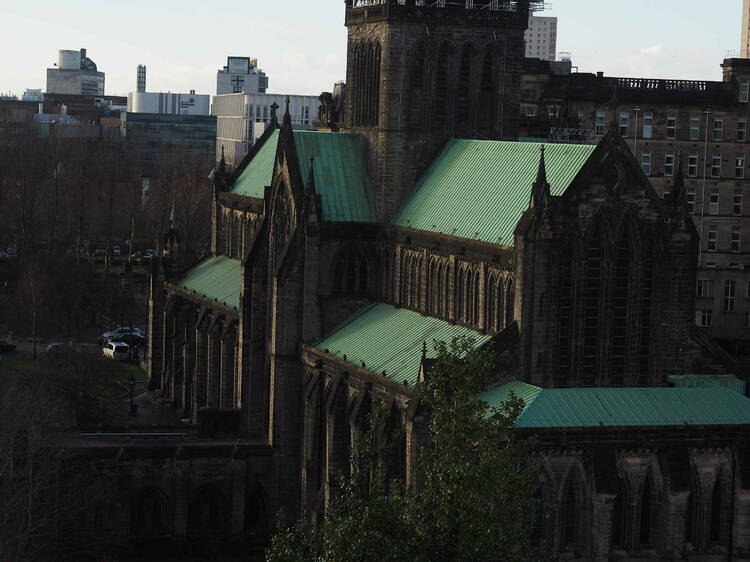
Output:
left=581, top=228, right=602, bottom=386
left=638, top=245, right=655, bottom=386
left=478, top=48, right=499, bottom=134
left=432, top=44, right=454, bottom=125
left=410, top=43, right=429, bottom=128
left=610, top=230, right=631, bottom=386
left=454, top=44, right=474, bottom=129
left=556, top=246, right=574, bottom=387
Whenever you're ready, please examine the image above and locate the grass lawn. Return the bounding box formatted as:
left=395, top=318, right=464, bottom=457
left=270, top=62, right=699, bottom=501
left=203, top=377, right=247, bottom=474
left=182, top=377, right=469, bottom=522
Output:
left=0, top=356, right=40, bottom=371
left=123, top=364, right=149, bottom=382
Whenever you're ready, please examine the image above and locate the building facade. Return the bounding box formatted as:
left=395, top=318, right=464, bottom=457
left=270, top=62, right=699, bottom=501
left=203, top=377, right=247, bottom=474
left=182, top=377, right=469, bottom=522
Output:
left=121, top=112, right=216, bottom=170
left=216, top=57, right=269, bottom=95
left=524, top=14, right=557, bottom=61
left=212, top=92, right=318, bottom=169
left=519, top=58, right=750, bottom=345
left=136, top=1, right=750, bottom=560
left=46, top=49, right=105, bottom=96
left=128, top=91, right=211, bottom=116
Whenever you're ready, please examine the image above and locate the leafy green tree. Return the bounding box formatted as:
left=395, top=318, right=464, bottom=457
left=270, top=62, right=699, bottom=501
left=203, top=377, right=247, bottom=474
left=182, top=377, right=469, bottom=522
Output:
left=267, top=337, right=545, bottom=562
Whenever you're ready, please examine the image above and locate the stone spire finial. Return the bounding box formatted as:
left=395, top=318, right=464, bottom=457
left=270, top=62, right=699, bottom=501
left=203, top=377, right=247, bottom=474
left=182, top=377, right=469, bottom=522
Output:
left=270, top=102, right=279, bottom=127
left=531, top=144, right=550, bottom=209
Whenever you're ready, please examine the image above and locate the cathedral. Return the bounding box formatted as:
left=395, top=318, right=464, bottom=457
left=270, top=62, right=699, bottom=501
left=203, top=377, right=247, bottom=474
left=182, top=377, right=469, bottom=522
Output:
left=143, top=1, right=750, bottom=559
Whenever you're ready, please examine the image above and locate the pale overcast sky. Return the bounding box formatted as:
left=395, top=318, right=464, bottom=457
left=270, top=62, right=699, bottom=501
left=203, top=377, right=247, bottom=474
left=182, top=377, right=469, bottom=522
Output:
left=0, top=1, right=742, bottom=99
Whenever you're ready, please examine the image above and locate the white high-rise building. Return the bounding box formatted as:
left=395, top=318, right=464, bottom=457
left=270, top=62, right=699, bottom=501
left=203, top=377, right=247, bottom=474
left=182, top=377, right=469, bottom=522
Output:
left=216, top=57, right=269, bottom=95
left=742, top=0, right=750, bottom=58
left=212, top=93, right=319, bottom=169
left=46, top=49, right=105, bottom=96
left=524, top=15, right=557, bottom=61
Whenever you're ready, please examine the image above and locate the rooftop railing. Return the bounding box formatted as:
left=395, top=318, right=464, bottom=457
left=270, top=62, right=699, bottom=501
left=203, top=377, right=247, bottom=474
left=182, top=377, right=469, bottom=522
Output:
left=615, top=77, right=711, bottom=92
left=350, top=0, right=544, bottom=12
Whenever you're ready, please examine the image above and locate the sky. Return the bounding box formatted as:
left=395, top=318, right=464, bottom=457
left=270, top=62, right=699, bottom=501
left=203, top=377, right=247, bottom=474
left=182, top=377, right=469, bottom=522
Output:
left=0, top=1, right=743, bottom=99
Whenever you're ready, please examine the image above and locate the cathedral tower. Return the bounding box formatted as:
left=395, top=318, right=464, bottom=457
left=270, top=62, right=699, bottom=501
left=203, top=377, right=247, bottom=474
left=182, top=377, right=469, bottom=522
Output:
left=343, top=0, right=532, bottom=220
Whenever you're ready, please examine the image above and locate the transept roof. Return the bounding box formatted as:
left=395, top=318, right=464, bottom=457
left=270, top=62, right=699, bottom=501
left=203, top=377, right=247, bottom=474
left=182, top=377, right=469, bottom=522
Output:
left=482, top=379, right=750, bottom=428
left=231, top=129, right=375, bottom=222
left=391, top=139, right=596, bottom=246
left=313, top=302, right=491, bottom=387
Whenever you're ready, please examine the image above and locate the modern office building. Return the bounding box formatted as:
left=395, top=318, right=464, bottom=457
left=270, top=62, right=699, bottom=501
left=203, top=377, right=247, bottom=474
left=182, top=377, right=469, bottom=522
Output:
left=743, top=0, right=750, bottom=58
left=46, top=49, right=105, bottom=96
left=212, top=92, right=318, bottom=168
left=216, top=56, right=268, bottom=95
left=127, top=90, right=210, bottom=116
left=524, top=15, right=557, bottom=61
left=121, top=112, right=217, bottom=170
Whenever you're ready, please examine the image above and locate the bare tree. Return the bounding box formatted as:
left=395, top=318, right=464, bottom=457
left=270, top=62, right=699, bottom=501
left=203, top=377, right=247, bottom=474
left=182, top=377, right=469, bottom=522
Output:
left=15, top=260, right=52, bottom=359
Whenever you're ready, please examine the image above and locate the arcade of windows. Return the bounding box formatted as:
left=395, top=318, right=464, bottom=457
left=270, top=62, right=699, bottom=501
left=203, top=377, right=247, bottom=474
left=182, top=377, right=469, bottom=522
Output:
left=533, top=464, right=731, bottom=553
left=331, top=247, right=515, bottom=334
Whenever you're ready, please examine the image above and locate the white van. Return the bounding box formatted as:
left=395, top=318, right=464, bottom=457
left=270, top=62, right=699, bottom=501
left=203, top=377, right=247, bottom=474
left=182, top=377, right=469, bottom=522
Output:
left=103, top=341, right=130, bottom=361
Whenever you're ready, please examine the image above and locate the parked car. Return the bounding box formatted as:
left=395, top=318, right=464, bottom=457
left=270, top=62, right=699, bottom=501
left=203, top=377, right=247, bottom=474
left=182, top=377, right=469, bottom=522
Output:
left=99, top=327, right=144, bottom=346
left=102, top=341, right=130, bottom=361
left=105, top=333, right=145, bottom=348
left=45, top=342, right=74, bottom=354
left=0, top=342, right=16, bottom=353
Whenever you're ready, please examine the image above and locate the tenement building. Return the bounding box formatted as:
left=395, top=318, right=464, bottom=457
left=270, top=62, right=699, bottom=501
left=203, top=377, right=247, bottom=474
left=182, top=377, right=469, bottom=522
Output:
left=138, top=1, right=750, bottom=560
left=519, top=57, right=750, bottom=346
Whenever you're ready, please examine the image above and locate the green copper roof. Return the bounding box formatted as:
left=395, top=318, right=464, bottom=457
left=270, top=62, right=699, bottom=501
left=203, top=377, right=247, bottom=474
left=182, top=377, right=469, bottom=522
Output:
left=232, top=129, right=280, bottom=199
left=314, top=303, right=491, bottom=387
left=230, top=129, right=375, bottom=222
left=482, top=381, right=750, bottom=428
left=175, top=255, right=242, bottom=311
left=294, top=131, right=375, bottom=222
left=668, top=374, right=746, bottom=395
left=391, top=139, right=597, bottom=246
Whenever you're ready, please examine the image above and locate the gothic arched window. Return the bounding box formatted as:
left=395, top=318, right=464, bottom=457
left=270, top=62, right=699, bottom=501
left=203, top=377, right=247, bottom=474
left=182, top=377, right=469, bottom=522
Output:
left=610, top=229, right=631, bottom=386
left=639, top=470, right=654, bottom=547
left=561, top=473, right=584, bottom=551
left=556, top=244, right=574, bottom=387
left=454, top=44, right=475, bottom=130
left=709, top=469, right=726, bottom=545
left=352, top=40, right=381, bottom=126
left=131, top=486, right=170, bottom=536
left=478, top=47, right=500, bottom=136
left=504, top=277, right=515, bottom=327
left=410, top=43, right=430, bottom=128
left=456, top=268, right=466, bottom=320
left=486, top=275, right=496, bottom=331
left=638, top=245, right=655, bottom=386
left=581, top=228, right=603, bottom=386
left=431, top=43, right=455, bottom=125
left=188, top=486, right=227, bottom=539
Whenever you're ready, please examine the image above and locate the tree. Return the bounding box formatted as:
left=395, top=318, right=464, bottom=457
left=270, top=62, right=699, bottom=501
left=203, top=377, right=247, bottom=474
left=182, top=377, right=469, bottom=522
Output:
left=267, top=337, right=545, bottom=562
left=14, top=259, right=52, bottom=359
left=0, top=360, right=119, bottom=561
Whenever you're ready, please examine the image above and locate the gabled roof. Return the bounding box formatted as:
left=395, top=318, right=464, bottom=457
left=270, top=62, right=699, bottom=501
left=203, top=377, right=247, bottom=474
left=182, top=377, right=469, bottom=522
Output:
left=230, top=129, right=375, bottom=222
left=482, top=380, right=750, bottom=428
left=313, top=303, right=491, bottom=387
left=294, top=131, right=375, bottom=222
left=668, top=374, right=746, bottom=395
left=391, top=139, right=596, bottom=246
left=232, top=129, right=280, bottom=199
left=174, top=255, right=242, bottom=311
